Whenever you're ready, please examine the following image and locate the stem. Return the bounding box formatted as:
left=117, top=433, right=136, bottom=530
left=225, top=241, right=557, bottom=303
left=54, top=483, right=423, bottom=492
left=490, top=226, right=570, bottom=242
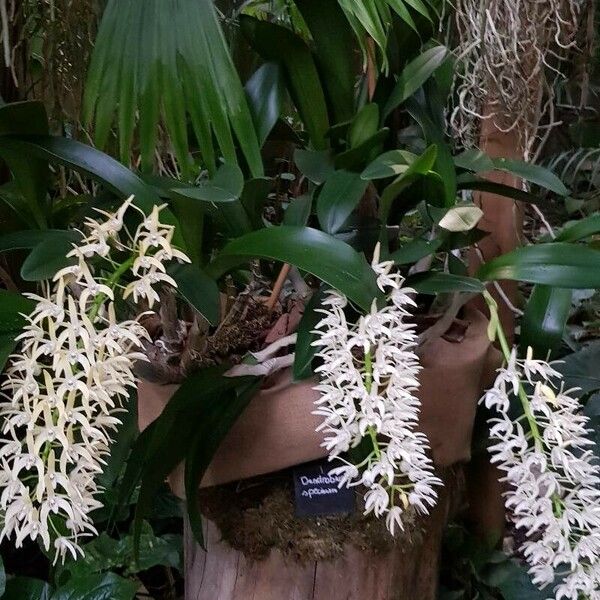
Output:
left=483, top=291, right=542, bottom=446
left=88, top=256, right=135, bottom=322
left=363, top=347, right=381, bottom=459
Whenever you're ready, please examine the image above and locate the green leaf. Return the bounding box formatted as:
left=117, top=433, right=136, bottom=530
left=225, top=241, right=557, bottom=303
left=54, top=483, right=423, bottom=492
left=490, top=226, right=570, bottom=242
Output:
left=0, top=229, right=81, bottom=254
left=0, top=101, right=50, bottom=230
left=349, top=103, right=379, bottom=149
left=51, top=573, right=137, bottom=600
left=3, top=578, right=52, bottom=600
left=168, top=263, right=220, bottom=326
left=293, top=287, right=325, bottom=380
left=379, top=144, right=437, bottom=223
left=295, top=0, right=356, bottom=123
left=457, top=175, right=544, bottom=204
left=3, top=135, right=161, bottom=213
left=520, top=285, right=572, bottom=358
left=555, top=213, right=600, bottom=242
left=245, top=62, right=286, bottom=145
left=361, top=150, right=415, bottom=180
left=383, top=46, right=448, bottom=118
left=405, top=98, right=456, bottom=206
left=390, top=238, right=442, bottom=264
left=334, top=128, right=389, bottom=171
left=20, top=235, right=77, bottom=282
left=406, top=271, right=484, bottom=294
left=207, top=226, right=382, bottom=311
left=477, top=243, right=600, bottom=288
left=241, top=16, right=330, bottom=150
left=170, top=164, right=251, bottom=237
left=295, top=148, right=334, bottom=184
left=554, top=341, right=600, bottom=396
left=185, top=378, right=262, bottom=546
left=454, top=149, right=494, bottom=173
left=0, top=289, right=35, bottom=332
left=492, top=158, right=568, bottom=196
left=241, top=177, right=271, bottom=230
left=284, top=193, right=313, bottom=227
left=132, top=370, right=256, bottom=552
left=317, top=170, right=369, bottom=234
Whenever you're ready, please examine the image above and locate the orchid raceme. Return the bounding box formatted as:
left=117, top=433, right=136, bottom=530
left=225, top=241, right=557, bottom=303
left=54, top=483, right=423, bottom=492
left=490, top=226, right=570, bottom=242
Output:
left=483, top=296, right=600, bottom=599
left=0, top=197, right=190, bottom=563
left=312, top=245, right=441, bottom=535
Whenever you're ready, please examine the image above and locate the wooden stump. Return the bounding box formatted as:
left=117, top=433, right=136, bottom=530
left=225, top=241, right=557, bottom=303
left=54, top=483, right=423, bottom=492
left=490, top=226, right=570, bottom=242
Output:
left=184, top=471, right=460, bottom=600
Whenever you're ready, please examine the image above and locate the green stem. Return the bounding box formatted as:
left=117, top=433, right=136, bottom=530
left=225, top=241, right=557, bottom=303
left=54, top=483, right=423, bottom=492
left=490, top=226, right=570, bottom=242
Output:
left=88, top=256, right=135, bottom=322
left=482, top=291, right=542, bottom=447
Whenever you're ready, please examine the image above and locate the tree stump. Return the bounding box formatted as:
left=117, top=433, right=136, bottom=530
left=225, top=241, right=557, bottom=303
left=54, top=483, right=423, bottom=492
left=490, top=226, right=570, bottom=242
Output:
left=183, top=469, right=462, bottom=600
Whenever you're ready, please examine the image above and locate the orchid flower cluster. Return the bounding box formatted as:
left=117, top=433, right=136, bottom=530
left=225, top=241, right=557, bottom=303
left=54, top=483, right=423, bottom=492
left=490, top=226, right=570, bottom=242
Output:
left=312, top=245, right=441, bottom=535
left=483, top=298, right=600, bottom=600
left=0, top=197, right=190, bottom=563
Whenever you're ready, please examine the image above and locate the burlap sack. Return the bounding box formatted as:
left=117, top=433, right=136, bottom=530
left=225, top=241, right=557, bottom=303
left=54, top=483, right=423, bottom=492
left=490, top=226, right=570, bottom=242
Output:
left=137, top=307, right=500, bottom=497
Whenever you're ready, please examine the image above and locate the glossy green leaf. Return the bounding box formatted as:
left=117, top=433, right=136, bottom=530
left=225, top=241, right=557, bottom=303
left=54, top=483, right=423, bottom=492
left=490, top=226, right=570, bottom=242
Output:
left=383, top=46, right=448, bottom=118
left=407, top=271, right=484, bottom=294
left=3, top=135, right=161, bottom=213
left=317, top=170, right=369, bottom=234
left=293, top=287, right=325, bottom=380
left=185, top=378, right=262, bottom=546
left=391, top=238, right=442, bottom=264
left=207, top=226, right=382, bottom=311
left=0, top=229, right=81, bottom=253
left=361, top=150, right=415, bottom=180
left=51, top=573, right=137, bottom=600
left=520, top=285, right=572, bottom=358
left=241, top=16, right=330, bottom=150
left=241, top=177, right=272, bottom=230
left=454, top=149, right=494, bottom=173
left=405, top=98, right=455, bottom=206
left=132, top=369, right=255, bottom=553
left=555, top=341, right=600, bottom=396
left=168, top=263, right=220, bottom=326
left=334, top=128, right=389, bottom=171
left=0, top=101, right=50, bottom=229
left=555, top=214, right=600, bottom=242
left=295, top=149, right=334, bottom=184
left=349, top=103, right=379, bottom=149
left=477, top=243, right=600, bottom=288
left=0, top=289, right=35, bottom=332
left=3, top=578, right=52, bottom=600
left=379, top=144, right=437, bottom=223
left=492, top=158, right=568, bottom=196
left=284, top=193, right=313, bottom=227
left=245, top=62, right=286, bottom=145
left=20, top=235, right=77, bottom=282
left=456, top=175, right=543, bottom=204
left=0, top=333, right=14, bottom=375
left=295, top=0, right=356, bottom=123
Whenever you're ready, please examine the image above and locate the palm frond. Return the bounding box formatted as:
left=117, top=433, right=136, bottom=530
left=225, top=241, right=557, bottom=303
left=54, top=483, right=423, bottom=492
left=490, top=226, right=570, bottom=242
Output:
left=84, top=0, right=263, bottom=178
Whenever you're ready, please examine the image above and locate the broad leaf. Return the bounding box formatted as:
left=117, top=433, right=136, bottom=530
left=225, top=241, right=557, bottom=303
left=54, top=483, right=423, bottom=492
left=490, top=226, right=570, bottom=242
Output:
left=555, top=214, right=600, bottom=242
left=438, top=205, right=483, bottom=232
left=520, top=285, right=572, bottom=358
left=383, top=46, right=448, bottom=118
left=0, top=289, right=34, bottom=332
left=51, top=573, right=137, bottom=600
left=207, top=226, right=382, bottom=311
left=407, top=272, right=484, bottom=294
left=361, top=150, right=415, bottom=180
left=20, top=235, right=77, bottom=282
left=456, top=175, right=544, bottom=204
left=554, top=341, right=600, bottom=396
left=492, top=158, right=568, bottom=196
left=3, top=578, right=52, bottom=600
left=168, top=263, right=220, bottom=326
left=295, top=149, right=334, bottom=184
left=391, top=238, right=442, bottom=264
left=0, top=229, right=81, bottom=253
left=241, top=16, right=330, bottom=150
left=477, top=243, right=600, bottom=288
left=349, top=103, right=379, bottom=149
left=284, top=193, right=313, bottom=227
left=317, top=170, right=369, bottom=234
left=454, top=149, right=494, bottom=173
left=245, top=62, right=286, bottom=145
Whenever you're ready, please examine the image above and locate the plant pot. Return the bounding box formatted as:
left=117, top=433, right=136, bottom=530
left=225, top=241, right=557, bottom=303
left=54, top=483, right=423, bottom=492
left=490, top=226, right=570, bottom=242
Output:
left=137, top=307, right=501, bottom=600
